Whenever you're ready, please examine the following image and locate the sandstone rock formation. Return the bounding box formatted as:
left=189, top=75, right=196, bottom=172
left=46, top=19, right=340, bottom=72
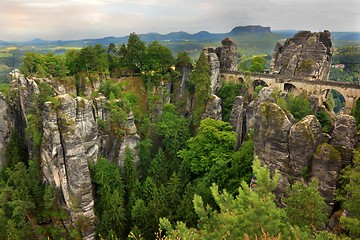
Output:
left=331, top=114, right=358, bottom=166
left=270, top=31, right=332, bottom=80
left=202, top=95, right=222, bottom=120
left=331, top=114, right=357, bottom=150
left=254, top=101, right=292, bottom=192
left=216, top=38, right=238, bottom=71
left=117, top=111, right=140, bottom=167
left=0, top=93, right=13, bottom=167
left=41, top=95, right=97, bottom=239
left=203, top=37, right=238, bottom=94
left=252, top=98, right=356, bottom=209
left=4, top=71, right=142, bottom=239
left=312, top=143, right=342, bottom=207
left=203, top=47, right=221, bottom=94
left=229, top=96, right=244, bottom=149
left=289, top=115, right=322, bottom=178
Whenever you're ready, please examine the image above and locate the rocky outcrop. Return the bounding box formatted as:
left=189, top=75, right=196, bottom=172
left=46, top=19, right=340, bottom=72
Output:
left=252, top=99, right=354, bottom=209
left=216, top=38, right=238, bottom=71
left=289, top=115, right=322, bottom=178
left=202, top=95, right=222, bottom=120
left=331, top=114, right=358, bottom=166
left=312, top=143, right=342, bottom=207
left=203, top=37, right=238, bottom=94
left=117, top=111, right=140, bottom=167
left=229, top=96, right=244, bottom=149
left=0, top=93, right=13, bottom=167
left=203, top=48, right=221, bottom=94
left=254, top=101, right=292, bottom=192
left=4, top=70, right=143, bottom=239
left=270, top=31, right=332, bottom=80
left=331, top=114, right=357, bottom=150
left=41, top=95, right=98, bottom=239
left=245, top=87, right=276, bottom=132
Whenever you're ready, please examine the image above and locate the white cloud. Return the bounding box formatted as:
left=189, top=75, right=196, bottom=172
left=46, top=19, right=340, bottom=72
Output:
left=0, top=0, right=359, bottom=41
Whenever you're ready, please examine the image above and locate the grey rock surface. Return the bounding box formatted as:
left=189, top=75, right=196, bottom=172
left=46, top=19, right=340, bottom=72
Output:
left=312, top=143, right=342, bottom=207
left=289, top=115, right=322, bottom=178
left=0, top=93, right=13, bottom=167
left=270, top=31, right=332, bottom=80
left=203, top=95, right=222, bottom=120
left=229, top=96, right=244, bottom=149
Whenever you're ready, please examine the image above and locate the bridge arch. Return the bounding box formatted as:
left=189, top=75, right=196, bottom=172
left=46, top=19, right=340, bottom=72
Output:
left=284, top=83, right=297, bottom=93
left=252, top=79, right=269, bottom=90
left=321, top=89, right=346, bottom=113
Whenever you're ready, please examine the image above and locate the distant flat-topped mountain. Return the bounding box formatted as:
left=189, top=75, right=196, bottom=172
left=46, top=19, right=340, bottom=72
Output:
left=230, top=25, right=271, bottom=35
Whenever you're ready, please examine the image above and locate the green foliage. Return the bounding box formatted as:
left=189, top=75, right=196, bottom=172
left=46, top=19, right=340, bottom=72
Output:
left=238, top=55, right=268, bottom=73
left=92, top=157, right=126, bottom=238
left=123, top=147, right=138, bottom=229
left=22, top=52, right=68, bottom=78
left=147, top=149, right=168, bottom=185
left=218, top=82, right=244, bottom=122
left=175, top=51, right=192, bottom=68
left=283, top=178, right=328, bottom=230
left=0, top=83, right=9, bottom=98
left=4, top=131, right=28, bottom=167
left=228, top=132, right=254, bottom=193
left=156, top=103, right=190, bottom=161
left=161, top=158, right=309, bottom=240
left=178, top=118, right=236, bottom=189
left=352, top=99, right=360, bottom=128
left=330, top=46, right=360, bottom=83
left=286, top=92, right=311, bottom=122
left=142, top=41, right=174, bottom=74
left=316, top=108, right=332, bottom=133
left=119, top=33, right=146, bottom=74
left=337, top=149, right=360, bottom=238
left=189, top=51, right=211, bottom=127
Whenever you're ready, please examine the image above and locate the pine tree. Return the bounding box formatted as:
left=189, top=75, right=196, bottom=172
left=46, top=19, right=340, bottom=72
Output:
left=338, top=150, right=360, bottom=238
left=160, top=158, right=310, bottom=240
left=147, top=149, right=168, bottom=185
left=283, top=178, right=328, bottom=230
left=165, top=172, right=182, bottom=222
left=93, top=157, right=126, bottom=238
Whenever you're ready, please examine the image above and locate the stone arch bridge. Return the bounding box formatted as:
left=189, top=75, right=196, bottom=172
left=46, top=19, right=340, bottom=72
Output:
left=221, top=70, right=360, bottom=112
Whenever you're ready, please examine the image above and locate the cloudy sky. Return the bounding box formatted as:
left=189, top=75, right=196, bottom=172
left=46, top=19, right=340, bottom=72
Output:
left=0, top=0, right=359, bottom=41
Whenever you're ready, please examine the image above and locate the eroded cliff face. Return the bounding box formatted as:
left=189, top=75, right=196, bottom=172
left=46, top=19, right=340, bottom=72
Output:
left=270, top=30, right=332, bottom=80
left=252, top=100, right=357, bottom=209
left=0, top=93, right=13, bottom=167
left=5, top=72, right=141, bottom=239
left=41, top=95, right=97, bottom=239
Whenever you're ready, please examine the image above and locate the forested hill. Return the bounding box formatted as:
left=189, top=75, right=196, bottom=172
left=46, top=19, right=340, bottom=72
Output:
left=0, top=31, right=359, bottom=240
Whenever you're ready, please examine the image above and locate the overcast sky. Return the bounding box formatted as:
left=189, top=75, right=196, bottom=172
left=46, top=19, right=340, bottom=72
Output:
left=0, top=0, right=359, bottom=41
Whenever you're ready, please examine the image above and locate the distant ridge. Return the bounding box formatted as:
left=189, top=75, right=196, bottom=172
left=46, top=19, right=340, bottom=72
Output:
left=230, top=25, right=271, bottom=35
